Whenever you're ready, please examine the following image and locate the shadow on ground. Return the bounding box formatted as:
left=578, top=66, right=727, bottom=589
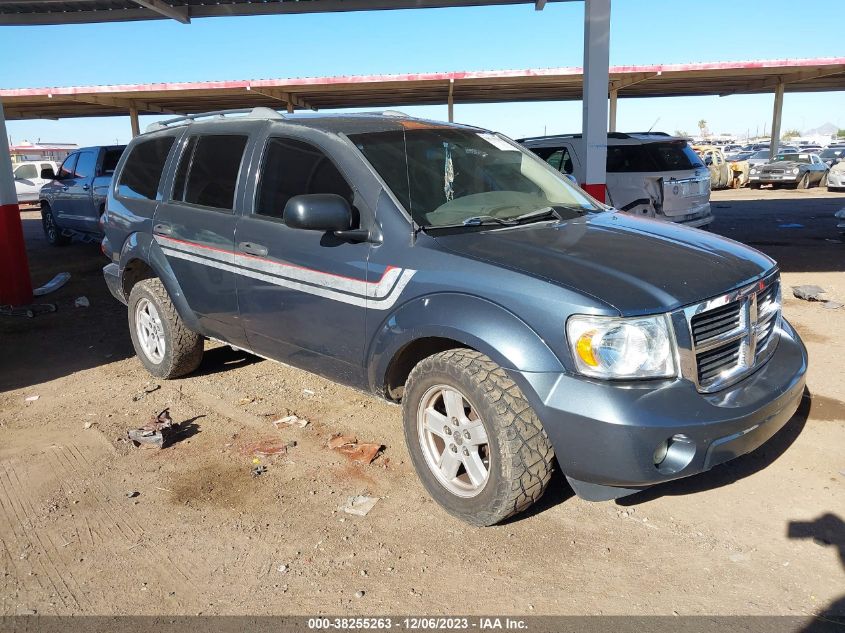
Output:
left=710, top=191, right=845, bottom=273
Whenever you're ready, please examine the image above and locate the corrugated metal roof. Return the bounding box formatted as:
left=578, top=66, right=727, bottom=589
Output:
left=2, top=58, right=844, bottom=120
left=0, top=0, right=567, bottom=25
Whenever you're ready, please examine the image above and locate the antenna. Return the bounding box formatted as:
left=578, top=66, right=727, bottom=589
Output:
left=647, top=117, right=661, bottom=133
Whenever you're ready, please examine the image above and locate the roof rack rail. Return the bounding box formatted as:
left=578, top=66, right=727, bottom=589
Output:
left=145, top=107, right=285, bottom=133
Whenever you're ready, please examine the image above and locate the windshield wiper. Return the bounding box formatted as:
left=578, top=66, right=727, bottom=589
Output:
left=460, top=215, right=520, bottom=227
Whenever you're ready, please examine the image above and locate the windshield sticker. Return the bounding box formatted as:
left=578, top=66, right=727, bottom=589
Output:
left=478, top=133, right=518, bottom=152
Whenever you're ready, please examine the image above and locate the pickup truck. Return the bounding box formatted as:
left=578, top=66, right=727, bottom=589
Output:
left=39, top=145, right=125, bottom=245
left=12, top=160, right=58, bottom=205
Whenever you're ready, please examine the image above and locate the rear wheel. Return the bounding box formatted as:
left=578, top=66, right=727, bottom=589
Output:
left=402, top=348, right=555, bottom=526
left=798, top=173, right=810, bottom=189
left=128, top=278, right=203, bottom=379
left=41, top=203, right=70, bottom=246
left=820, top=172, right=829, bottom=188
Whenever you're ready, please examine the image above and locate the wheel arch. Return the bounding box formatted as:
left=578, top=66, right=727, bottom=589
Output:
left=368, top=293, right=565, bottom=401
left=119, top=232, right=202, bottom=332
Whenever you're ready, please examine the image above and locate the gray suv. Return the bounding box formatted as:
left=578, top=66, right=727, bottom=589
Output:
left=102, top=108, right=807, bottom=526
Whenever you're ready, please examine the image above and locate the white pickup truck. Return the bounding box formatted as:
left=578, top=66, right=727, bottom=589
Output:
left=13, top=160, right=59, bottom=205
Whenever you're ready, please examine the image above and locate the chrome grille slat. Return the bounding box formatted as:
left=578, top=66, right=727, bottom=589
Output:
left=684, top=273, right=781, bottom=393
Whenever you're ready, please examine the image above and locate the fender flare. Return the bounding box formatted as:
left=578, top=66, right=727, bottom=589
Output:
left=367, top=293, right=565, bottom=394
left=118, top=232, right=202, bottom=332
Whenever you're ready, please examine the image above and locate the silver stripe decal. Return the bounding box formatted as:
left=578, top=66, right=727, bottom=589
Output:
left=155, top=235, right=406, bottom=299
left=158, top=244, right=415, bottom=310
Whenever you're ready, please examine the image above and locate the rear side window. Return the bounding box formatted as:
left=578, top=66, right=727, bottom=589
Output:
left=74, top=151, right=97, bottom=179
left=117, top=137, right=175, bottom=200
left=101, top=148, right=124, bottom=175
left=255, top=137, right=352, bottom=220
left=606, top=142, right=704, bottom=173
left=14, top=164, right=37, bottom=179
left=174, top=135, right=248, bottom=211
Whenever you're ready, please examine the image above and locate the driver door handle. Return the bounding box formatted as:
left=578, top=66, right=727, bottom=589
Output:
left=238, top=242, right=268, bottom=257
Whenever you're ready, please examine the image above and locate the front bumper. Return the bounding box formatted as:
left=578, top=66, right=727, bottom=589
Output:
left=749, top=173, right=799, bottom=185
left=828, top=171, right=845, bottom=189
left=514, top=318, right=807, bottom=500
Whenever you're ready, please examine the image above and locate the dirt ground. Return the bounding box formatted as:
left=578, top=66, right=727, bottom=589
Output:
left=1, top=187, right=843, bottom=617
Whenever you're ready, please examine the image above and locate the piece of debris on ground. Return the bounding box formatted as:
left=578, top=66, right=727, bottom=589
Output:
left=33, top=272, right=71, bottom=297
left=25, top=395, right=39, bottom=402
left=251, top=464, right=267, bottom=477
left=341, top=495, right=380, bottom=517
left=792, top=285, right=827, bottom=301
left=328, top=434, right=383, bottom=465
left=822, top=301, right=843, bottom=310
left=240, top=438, right=295, bottom=458
left=127, top=409, right=174, bottom=449
left=132, top=383, right=161, bottom=402
left=74, top=296, right=90, bottom=308
left=272, top=414, right=309, bottom=429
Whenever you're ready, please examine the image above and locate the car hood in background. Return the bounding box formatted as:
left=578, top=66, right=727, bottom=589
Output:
left=760, top=161, right=806, bottom=171
left=432, top=212, right=775, bottom=315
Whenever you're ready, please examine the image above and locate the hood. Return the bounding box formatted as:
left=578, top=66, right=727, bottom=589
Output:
left=761, top=161, right=804, bottom=171
left=432, top=212, right=775, bottom=315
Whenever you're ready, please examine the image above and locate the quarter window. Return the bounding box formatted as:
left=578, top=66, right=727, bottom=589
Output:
left=255, top=137, right=352, bottom=220
left=173, top=135, right=248, bottom=210
left=116, top=137, right=175, bottom=201
left=58, top=153, right=78, bottom=179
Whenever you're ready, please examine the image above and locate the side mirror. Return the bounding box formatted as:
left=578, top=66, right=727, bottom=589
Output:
left=40, top=168, right=55, bottom=179
left=563, top=173, right=580, bottom=188
left=704, top=156, right=713, bottom=166
left=284, top=194, right=353, bottom=232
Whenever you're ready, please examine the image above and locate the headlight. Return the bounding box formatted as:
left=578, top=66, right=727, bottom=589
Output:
left=792, top=168, right=800, bottom=175
left=566, top=315, right=677, bottom=379
left=750, top=168, right=757, bottom=175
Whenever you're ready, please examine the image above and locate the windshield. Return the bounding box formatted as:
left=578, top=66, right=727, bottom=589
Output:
left=751, top=150, right=770, bottom=159
left=773, top=153, right=810, bottom=163
left=349, top=126, right=601, bottom=228
left=821, top=149, right=843, bottom=158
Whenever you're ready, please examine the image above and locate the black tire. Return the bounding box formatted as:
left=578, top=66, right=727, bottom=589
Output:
left=41, top=203, right=70, bottom=246
left=798, top=173, right=810, bottom=189
left=402, top=348, right=554, bottom=526
left=127, top=278, right=203, bottom=379
left=820, top=173, right=828, bottom=188
left=749, top=182, right=761, bottom=189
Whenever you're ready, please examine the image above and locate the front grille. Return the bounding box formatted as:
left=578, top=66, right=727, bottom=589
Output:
left=685, top=274, right=781, bottom=392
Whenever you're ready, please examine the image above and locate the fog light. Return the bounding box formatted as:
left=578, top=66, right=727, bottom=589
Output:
left=653, top=434, right=697, bottom=474
left=653, top=440, right=669, bottom=465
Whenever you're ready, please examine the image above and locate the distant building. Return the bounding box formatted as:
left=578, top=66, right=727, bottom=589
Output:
left=9, top=141, right=78, bottom=164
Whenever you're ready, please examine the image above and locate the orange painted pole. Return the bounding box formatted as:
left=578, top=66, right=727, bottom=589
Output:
left=0, top=100, right=34, bottom=306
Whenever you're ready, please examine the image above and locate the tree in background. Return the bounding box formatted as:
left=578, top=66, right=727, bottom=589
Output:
left=838, top=129, right=845, bottom=139
left=782, top=129, right=801, bottom=139
left=674, top=130, right=689, bottom=138
left=697, top=119, right=708, bottom=137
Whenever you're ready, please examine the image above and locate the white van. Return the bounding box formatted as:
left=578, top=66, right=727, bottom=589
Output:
left=12, top=160, right=59, bottom=204
left=520, top=132, right=713, bottom=228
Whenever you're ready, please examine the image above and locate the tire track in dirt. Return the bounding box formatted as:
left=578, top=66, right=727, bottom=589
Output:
left=3, top=462, right=87, bottom=611
left=0, top=463, right=74, bottom=610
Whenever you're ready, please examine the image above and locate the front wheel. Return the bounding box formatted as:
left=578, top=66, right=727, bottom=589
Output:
left=402, top=349, right=555, bottom=526
left=41, top=203, right=70, bottom=246
left=128, top=278, right=203, bottom=379
left=798, top=173, right=810, bottom=189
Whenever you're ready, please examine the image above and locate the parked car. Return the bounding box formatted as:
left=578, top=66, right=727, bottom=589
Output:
left=828, top=160, right=845, bottom=191
left=102, top=109, right=807, bottom=526
left=749, top=152, right=829, bottom=189
left=12, top=160, right=58, bottom=204
left=520, top=132, right=713, bottom=228
left=39, top=145, right=125, bottom=245
left=746, top=149, right=775, bottom=170
left=819, top=147, right=845, bottom=167
left=693, top=145, right=731, bottom=189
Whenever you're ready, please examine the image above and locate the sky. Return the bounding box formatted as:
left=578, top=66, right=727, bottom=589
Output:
left=2, top=0, right=844, bottom=146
